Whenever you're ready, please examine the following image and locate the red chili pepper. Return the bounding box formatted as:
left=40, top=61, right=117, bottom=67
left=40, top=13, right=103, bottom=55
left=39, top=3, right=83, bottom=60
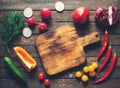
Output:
left=98, top=30, right=108, bottom=60
left=93, top=52, right=117, bottom=84
left=97, top=44, right=112, bottom=73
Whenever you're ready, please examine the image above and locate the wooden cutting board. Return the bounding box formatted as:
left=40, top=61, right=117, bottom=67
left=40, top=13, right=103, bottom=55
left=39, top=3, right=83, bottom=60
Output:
left=35, top=25, right=100, bottom=75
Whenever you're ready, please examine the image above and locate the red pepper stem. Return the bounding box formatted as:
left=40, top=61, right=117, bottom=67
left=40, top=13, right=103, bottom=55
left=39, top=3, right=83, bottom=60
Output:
left=113, top=52, right=117, bottom=56
left=105, top=30, right=108, bottom=34
left=109, top=42, right=112, bottom=48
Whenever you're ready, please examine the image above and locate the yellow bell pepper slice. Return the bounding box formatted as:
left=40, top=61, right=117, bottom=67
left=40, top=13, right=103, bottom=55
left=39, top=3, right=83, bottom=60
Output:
left=14, top=46, right=37, bottom=72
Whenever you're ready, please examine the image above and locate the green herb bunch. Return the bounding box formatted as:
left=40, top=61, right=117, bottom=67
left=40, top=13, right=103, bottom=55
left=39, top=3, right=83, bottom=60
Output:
left=0, top=11, right=24, bottom=52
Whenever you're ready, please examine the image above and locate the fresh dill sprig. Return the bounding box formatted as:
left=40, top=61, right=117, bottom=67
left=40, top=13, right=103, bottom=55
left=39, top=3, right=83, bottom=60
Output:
left=0, top=11, right=24, bottom=52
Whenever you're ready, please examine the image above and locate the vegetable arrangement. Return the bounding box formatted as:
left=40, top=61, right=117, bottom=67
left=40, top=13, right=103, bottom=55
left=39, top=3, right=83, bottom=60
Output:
left=75, top=62, right=98, bottom=82
left=0, top=11, right=24, bottom=52
left=1, top=3, right=119, bottom=86
left=74, top=29, right=117, bottom=84
left=93, top=30, right=117, bottom=84
left=23, top=7, right=51, bottom=37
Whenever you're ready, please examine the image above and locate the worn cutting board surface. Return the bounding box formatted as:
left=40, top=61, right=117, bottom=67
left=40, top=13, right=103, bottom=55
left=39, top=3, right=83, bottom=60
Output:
left=35, top=25, right=100, bottom=75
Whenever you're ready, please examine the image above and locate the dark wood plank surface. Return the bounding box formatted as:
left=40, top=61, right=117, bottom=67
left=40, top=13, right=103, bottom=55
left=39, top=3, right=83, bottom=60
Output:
left=0, top=0, right=120, bottom=88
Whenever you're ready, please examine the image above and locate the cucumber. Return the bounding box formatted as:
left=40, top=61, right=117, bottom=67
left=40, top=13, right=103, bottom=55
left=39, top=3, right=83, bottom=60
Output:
left=4, top=56, right=27, bottom=83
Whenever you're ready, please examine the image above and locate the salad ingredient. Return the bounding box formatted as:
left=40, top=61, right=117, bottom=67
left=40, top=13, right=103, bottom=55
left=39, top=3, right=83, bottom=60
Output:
left=14, top=46, right=37, bottom=72
left=72, top=6, right=90, bottom=24
left=44, top=79, right=50, bottom=86
left=89, top=71, right=96, bottom=77
left=27, top=17, right=36, bottom=25
left=81, top=75, right=88, bottom=82
left=88, top=66, right=94, bottom=72
left=38, top=22, right=48, bottom=32
left=23, top=7, right=33, bottom=18
left=55, top=1, right=65, bottom=12
left=98, top=44, right=112, bottom=73
left=22, top=27, right=32, bottom=38
left=40, top=8, right=51, bottom=19
left=91, top=62, right=98, bottom=69
left=4, top=57, right=26, bottom=83
left=75, top=71, right=82, bottom=78
left=98, top=30, right=108, bottom=60
left=0, top=11, right=24, bottom=52
left=95, top=6, right=119, bottom=27
left=93, top=52, right=117, bottom=84
left=38, top=72, right=45, bottom=80
left=83, top=66, right=89, bottom=73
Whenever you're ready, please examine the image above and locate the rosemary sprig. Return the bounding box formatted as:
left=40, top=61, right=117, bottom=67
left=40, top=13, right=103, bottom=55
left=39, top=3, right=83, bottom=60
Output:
left=0, top=11, right=24, bottom=52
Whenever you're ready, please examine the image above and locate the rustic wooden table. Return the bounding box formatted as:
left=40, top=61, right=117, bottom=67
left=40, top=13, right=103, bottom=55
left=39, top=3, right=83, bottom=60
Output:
left=0, top=0, right=120, bottom=88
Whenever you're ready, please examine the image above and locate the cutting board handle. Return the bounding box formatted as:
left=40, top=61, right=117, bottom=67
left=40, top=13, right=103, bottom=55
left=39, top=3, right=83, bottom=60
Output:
left=79, top=32, right=100, bottom=47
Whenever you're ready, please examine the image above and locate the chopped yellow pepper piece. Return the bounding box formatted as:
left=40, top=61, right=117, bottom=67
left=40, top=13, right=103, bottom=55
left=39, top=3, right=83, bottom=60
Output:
left=14, top=46, right=37, bottom=72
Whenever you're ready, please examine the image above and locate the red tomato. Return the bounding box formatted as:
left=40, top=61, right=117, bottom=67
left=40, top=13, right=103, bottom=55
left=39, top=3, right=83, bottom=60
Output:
left=72, top=6, right=90, bottom=24
left=38, top=72, right=44, bottom=80
left=44, top=79, right=50, bottom=86
left=27, top=17, right=36, bottom=25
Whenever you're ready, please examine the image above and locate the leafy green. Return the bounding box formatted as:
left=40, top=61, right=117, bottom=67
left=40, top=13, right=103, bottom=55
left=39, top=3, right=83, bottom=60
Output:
left=0, top=11, right=24, bottom=52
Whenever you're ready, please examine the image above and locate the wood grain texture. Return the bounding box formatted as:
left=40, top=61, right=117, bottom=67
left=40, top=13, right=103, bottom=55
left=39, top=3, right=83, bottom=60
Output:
left=0, top=0, right=120, bottom=10
left=0, top=79, right=120, bottom=88
left=2, top=45, right=120, bottom=57
left=1, top=67, right=120, bottom=79
left=1, top=56, right=120, bottom=67
left=1, top=11, right=120, bottom=23
left=0, top=0, right=120, bottom=88
left=35, top=25, right=100, bottom=75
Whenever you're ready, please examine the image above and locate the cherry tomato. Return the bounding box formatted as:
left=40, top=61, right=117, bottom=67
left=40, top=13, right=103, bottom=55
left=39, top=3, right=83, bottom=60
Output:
left=81, top=75, right=88, bottom=82
left=83, top=66, right=89, bottom=73
left=40, top=8, right=51, bottom=19
left=72, top=6, right=90, bottom=24
left=27, top=17, right=36, bottom=25
left=38, top=72, right=44, bottom=80
left=88, top=65, right=94, bottom=72
left=44, top=79, right=50, bottom=86
left=91, top=62, right=98, bottom=69
left=38, top=22, right=48, bottom=32
left=75, top=71, right=82, bottom=78
left=89, top=71, right=96, bottom=77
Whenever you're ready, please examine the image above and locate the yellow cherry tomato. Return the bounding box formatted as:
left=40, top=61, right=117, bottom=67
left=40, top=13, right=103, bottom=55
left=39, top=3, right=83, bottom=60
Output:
left=88, top=66, right=94, bottom=72
left=89, top=71, right=96, bottom=77
left=83, top=66, right=89, bottom=73
left=75, top=71, right=82, bottom=78
left=91, top=62, right=98, bottom=69
left=81, top=75, right=88, bottom=82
